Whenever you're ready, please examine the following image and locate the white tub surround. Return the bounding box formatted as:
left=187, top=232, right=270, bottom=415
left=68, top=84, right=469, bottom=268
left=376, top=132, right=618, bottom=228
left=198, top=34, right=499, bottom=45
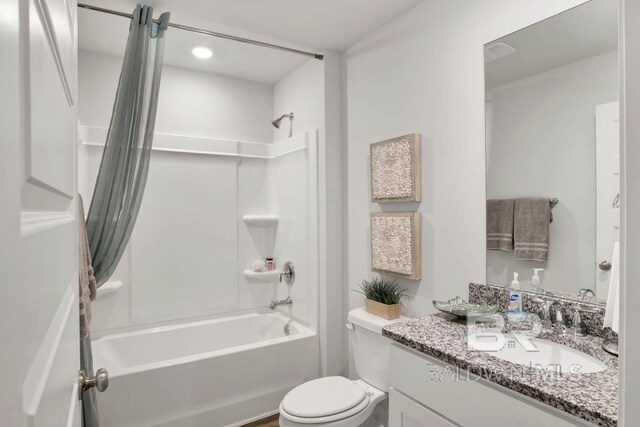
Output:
left=79, top=128, right=319, bottom=333
left=93, top=312, right=319, bottom=426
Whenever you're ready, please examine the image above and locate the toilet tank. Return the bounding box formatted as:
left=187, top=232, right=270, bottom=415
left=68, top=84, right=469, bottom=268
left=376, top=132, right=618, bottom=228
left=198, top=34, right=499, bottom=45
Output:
left=347, top=307, right=406, bottom=391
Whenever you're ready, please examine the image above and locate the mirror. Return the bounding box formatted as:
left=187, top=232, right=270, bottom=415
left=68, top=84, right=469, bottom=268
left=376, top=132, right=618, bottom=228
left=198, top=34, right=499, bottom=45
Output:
left=484, top=0, right=619, bottom=299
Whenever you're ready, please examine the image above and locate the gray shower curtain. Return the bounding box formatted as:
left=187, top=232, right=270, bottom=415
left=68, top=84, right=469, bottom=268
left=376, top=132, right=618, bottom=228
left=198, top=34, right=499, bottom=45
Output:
left=82, top=5, right=169, bottom=426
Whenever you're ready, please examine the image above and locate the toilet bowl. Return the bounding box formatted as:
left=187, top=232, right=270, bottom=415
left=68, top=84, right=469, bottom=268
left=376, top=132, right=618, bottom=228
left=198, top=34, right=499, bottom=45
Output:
left=279, top=308, right=406, bottom=427
left=279, top=377, right=386, bottom=427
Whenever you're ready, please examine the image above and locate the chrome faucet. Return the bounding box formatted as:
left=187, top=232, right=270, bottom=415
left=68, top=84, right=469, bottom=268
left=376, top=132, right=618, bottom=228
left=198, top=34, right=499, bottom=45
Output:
left=535, top=297, right=588, bottom=336
left=548, top=300, right=567, bottom=334
left=569, top=307, right=586, bottom=337
left=533, top=297, right=554, bottom=329
left=534, top=297, right=567, bottom=334
left=577, top=288, right=595, bottom=302
left=270, top=296, right=292, bottom=310
left=535, top=299, right=552, bottom=329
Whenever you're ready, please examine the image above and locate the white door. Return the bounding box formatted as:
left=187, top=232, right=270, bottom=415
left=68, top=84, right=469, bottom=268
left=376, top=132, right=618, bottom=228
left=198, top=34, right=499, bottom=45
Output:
left=595, top=101, right=620, bottom=298
left=1, top=0, right=81, bottom=425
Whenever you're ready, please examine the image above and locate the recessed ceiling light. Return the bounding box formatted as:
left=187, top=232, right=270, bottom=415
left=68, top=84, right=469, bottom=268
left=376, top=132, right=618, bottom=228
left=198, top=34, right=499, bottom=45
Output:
left=191, top=46, right=213, bottom=59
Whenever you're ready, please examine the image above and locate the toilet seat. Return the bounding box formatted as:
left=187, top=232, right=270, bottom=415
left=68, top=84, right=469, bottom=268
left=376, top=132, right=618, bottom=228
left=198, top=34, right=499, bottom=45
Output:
left=280, top=377, right=375, bottom=424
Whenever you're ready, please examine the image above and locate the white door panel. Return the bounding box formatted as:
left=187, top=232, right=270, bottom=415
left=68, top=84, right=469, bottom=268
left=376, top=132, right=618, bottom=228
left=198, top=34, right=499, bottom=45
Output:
left=39, top=0, right=75, bottom=77
left=595, top=101, right=620, bottom=298
left=23, top=287, right=80, bottom=426
left=21, top=219, right=76, bottom=357
left=2, top=0, right=81, bottom=425
left=26, top=0, right=76, bottom=204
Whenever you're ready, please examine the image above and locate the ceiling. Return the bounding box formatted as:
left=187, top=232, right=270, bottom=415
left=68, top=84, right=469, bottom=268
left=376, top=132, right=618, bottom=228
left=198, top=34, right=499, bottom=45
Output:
left=78, top=0, right=423, bottom=84
left=485, top=0, right=618, bottom=89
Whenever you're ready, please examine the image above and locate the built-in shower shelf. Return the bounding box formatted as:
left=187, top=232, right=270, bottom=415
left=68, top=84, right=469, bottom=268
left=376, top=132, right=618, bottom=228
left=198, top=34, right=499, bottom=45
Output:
left=243, top=270, right=281, bottom=281
left=96, top=280, right=123, bottom=300
left=242, top=215, right=279, bottom=227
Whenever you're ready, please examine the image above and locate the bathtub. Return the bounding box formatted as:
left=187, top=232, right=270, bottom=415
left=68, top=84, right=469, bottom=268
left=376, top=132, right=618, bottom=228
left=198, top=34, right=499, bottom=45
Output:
left=93, top=312, right=319, bottom=427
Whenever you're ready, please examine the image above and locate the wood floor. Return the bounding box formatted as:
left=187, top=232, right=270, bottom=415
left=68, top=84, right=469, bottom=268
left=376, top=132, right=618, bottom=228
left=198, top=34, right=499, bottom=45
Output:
left=240, top=414, right=279, bottom=427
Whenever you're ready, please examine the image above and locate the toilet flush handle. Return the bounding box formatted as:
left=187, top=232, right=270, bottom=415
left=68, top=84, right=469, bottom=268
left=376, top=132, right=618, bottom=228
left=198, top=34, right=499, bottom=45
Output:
left=345, top=322, right=354, bottom=331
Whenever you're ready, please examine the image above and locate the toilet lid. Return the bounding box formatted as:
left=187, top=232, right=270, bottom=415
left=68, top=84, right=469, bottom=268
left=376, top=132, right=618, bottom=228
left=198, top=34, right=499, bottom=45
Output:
left=282, top=376, right=367, bottom=418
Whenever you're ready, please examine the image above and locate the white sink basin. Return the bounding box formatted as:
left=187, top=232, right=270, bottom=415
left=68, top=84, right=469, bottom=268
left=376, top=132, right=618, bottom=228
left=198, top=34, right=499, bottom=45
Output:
left=474, top=334, right=607, bottom=374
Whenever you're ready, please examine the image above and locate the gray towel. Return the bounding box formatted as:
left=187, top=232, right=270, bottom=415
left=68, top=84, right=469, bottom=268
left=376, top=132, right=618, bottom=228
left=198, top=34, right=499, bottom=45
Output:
left=487, top=199, right=514, bottom=251
left=514, top=198, right=550, bottom=262
left=78, top=195, right=97, bottom=339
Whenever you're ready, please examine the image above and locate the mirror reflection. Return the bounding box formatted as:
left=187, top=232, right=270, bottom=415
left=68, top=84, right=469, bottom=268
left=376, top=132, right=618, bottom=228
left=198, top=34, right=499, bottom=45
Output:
left=484, top=0, right=618, bottom=299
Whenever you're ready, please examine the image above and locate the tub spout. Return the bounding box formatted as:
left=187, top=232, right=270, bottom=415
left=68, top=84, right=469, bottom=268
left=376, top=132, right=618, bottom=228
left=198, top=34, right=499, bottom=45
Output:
left=270, top=297, right=292, bottom=310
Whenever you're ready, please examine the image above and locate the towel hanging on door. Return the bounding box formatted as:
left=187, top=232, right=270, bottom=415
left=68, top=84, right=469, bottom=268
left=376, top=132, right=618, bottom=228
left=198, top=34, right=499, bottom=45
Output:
left=78, top=195, right=97, bottom=340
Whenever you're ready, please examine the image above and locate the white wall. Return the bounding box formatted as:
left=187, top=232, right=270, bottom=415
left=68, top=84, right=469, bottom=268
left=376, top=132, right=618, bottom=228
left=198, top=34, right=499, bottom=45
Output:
left=321, top=52, right=346, bottom=376
left=272, top=55, right=345, bottom=375
left=343, top=0, right=591, bottom=330
left=130, top=152, right=239, bottom=322
left=78, top=50, right=274, bottom=143
left=272, top=58, right=325, bottom=141
left=621, top=0, right=640, bottom=424
left=486, top=51, right=618, bottom=291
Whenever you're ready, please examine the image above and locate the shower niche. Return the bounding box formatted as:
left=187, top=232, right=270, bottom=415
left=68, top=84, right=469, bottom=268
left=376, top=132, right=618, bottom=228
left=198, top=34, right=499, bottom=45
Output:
left=242, top=214, right=280, bottom=281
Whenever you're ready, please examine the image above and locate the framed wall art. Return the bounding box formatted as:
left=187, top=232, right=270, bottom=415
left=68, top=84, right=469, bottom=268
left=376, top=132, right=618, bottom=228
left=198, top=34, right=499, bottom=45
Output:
left=370, top=134, right=421, bottom=202
left=370, top=212, right=421, bottom=280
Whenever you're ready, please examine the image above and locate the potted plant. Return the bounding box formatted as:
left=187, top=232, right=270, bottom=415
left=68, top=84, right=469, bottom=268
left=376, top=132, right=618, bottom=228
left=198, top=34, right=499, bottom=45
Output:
left=356, top=277, right=407, bottom=320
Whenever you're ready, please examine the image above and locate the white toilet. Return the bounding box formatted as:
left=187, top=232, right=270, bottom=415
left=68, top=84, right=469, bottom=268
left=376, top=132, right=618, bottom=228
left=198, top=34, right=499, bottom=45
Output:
left=279, top=307, right=406, bottom=427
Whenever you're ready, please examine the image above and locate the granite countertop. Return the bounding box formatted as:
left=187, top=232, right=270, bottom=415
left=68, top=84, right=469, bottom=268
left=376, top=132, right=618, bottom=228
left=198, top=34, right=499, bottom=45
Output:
left=383, top=313, right=618, bottom=427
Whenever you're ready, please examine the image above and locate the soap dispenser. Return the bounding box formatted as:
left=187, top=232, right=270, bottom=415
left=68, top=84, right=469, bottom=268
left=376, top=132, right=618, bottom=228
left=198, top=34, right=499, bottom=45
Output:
left=506, top=272, right=523, bottom=321
left=530, top=268, right=544, bottom=293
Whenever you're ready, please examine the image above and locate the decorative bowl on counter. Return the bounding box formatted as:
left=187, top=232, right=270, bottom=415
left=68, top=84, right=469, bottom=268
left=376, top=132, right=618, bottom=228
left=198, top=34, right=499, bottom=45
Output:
left=432, top=297, right=500, bottom=319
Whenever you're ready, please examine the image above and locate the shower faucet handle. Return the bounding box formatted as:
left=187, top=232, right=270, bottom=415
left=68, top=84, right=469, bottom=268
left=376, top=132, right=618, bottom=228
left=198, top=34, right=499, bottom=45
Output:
left=280, top=261, right=295, bottom=285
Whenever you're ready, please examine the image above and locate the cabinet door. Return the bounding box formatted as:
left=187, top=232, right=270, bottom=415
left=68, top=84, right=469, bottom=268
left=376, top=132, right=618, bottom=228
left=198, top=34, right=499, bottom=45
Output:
left=389, top=388, right=459, bottom=427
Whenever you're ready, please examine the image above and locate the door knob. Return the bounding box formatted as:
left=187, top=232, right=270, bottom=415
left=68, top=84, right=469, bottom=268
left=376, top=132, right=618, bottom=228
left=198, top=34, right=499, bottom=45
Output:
left=78, top=368, right=109, bottom=400
left=599, top=260, right=612, bottom=271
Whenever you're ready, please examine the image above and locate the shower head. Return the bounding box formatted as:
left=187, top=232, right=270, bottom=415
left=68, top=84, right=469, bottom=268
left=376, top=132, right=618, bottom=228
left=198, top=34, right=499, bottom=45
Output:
left=272, top=113, right=295, bottom=137
left=272, top=112, right=294, bottom=128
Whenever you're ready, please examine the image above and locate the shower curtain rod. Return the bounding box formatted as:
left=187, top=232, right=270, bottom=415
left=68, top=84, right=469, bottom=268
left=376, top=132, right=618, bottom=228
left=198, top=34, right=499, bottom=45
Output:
left=77, top=3, right=325, bottom=60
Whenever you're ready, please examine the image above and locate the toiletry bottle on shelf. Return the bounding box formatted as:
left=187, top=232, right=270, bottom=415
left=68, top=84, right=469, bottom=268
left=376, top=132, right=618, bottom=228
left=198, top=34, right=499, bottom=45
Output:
left=506, top=272, right=523, bottom=321
left=265, top=257, right=275, bottom=271
left=530, top=268, right=544, bottom=293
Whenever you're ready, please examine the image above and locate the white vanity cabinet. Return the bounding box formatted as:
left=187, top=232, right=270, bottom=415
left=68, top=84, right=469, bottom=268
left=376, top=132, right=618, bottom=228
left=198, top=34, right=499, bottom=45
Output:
left=388, top=344, right=594, bottom=427
left=389, top=388, right=457, bottom=427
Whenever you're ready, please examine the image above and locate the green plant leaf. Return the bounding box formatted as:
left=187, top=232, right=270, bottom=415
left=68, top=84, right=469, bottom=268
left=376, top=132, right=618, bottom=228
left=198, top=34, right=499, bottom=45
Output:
left=353, top=277, right=407, bottom=305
